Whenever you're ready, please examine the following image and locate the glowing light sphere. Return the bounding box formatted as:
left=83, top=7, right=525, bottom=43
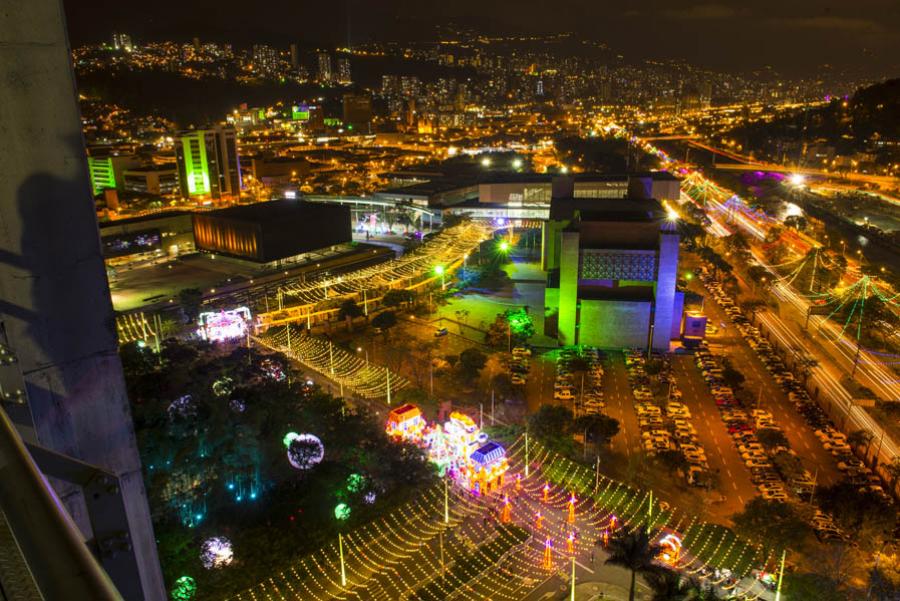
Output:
left=199, top=536, right=233, bottom=569
left=167, top=395, right=196, bottom=421
left=789, top=173, right=806, bottom=187
left=334, top=503, right=351, bottom=520
left=284, top=432, right=325, bottom=470
left=170, top=575, right=197, bottom=601
left=346, top=473, right=366, bottom=493
left=363, top=491, right=377, bottom=505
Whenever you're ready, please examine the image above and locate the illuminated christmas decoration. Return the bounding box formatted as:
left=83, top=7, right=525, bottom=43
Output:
left=200, top=536, right=233, bottom=569
left=363, top=491, right=377, bottom=505
left=212, top=376, right=234, bottom=397
left=170, top=575, right=197, bottom=601
left=260, top=358, right=286, bottom=381
left=543, top=482, right=550, bottom=502
left=229, top=398, right=246, bottom=413
left=543, top=537, right=553, bottom=569
left=167, top=395, right=196, bottom=421
left=658, top=533, right=682, bottom=565
left=460, top=441, right=508, bottom=495
left=535, top=511, right=544, bottom=530
left=346, top=473, right=366, bottom=493
left=283, top=432, right=325, bottom=470
left=334, top=503, right=351, bottom=520
left=385, top=404, right=425, bottom=441
left=567, top=532, right=575, bottom=553
left=567, top=493, right=576, bottom=524
left=197, top=307, right=251, bottom=342
left=383, top=405, right=507, bottom=494
left=500, top=495, right=511, bottom=523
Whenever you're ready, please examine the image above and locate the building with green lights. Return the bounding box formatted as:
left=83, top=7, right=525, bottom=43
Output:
left=86, top=154, right=140, bottom=196
left=175, top=126, right=241, bottom=200
left=543, top=192, right=683, bottom=351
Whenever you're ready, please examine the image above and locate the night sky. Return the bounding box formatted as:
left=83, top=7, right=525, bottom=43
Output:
left=64, top=0, right=900, bottom=76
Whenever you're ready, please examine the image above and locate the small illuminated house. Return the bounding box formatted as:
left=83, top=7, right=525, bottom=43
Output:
left=385, top=403, right=425, bottom=442
left=463, top=441, right=509, bottom=495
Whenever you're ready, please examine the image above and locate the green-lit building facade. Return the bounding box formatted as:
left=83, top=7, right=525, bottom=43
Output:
left=175, top=126, right=242, bottom=200
left=543, top=194, right=683, bottom=351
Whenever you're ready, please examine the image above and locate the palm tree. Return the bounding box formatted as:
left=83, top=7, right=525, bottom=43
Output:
left=645, top=568, right=692, bottom=601
left=605, top=526, right=664, bottom=601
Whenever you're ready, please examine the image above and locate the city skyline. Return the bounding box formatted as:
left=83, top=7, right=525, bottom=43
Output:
left=65, top=0, right=900, bottom=76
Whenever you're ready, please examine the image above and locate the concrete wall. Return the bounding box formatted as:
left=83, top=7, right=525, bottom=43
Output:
left=0, top=3, right=164, bottom=599
left=652, top=231, right=680, bottom=350
left=579, top=300, right=652, bottom=349
left=557, top=230, right=580, bottom=346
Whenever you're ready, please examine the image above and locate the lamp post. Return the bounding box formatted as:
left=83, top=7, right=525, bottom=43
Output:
left=435, top=265, right=446, bottom=290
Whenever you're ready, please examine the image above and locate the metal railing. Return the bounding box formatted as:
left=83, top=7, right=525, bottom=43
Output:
left=0, top=407, right=123, bottom=600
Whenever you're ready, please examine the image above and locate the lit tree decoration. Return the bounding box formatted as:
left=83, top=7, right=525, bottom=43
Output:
left=229, top=398, right=246, bottom=413
left=212, top=376, right=234, bottom=397
left=346, top=473, right=366, bottom=493
left=199, top=536, right=233, bottom=569
left=260, top=358, right=286, bottom=382
left=283, top=432, right=325, bottom=470
left=363, top=491, right=377, bottom=505
left=167, top=395, right=196, bottom=421
left=169, top=576, right=197, bottom=601
left=170, top=575, right=197, bottom=601
left=334, top=503, right=351, bottom=520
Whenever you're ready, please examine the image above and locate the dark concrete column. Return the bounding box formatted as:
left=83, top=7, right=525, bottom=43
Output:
left=0, top=3, right=165, bottom=599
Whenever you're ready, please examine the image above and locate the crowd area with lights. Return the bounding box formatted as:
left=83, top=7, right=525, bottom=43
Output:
left=229, top=435, right=781, bottom=601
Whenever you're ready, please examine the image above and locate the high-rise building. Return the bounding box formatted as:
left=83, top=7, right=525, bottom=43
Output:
left=175, top=126, right=242, bottom=200
left=337, top=57, right=351, bottom=84
left=342, top=93, right=372, bottom=130
left=86, top=154, right=140, bottom=195
left=111, top=32, right=132, bottom=51
left=317, top=52, right=332, bottom=83
left=400, top=75, right=421, bottom=97
left=290, top=43, right=299, bottom=68
left=381, top=74, right=399, bottom=97
left=252, top=44, right=279, bottom=78
left=193, top=36, right=201, bottom=53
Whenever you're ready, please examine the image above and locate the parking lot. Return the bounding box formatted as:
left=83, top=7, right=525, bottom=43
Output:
left=699, top=267, right=893, bottom=540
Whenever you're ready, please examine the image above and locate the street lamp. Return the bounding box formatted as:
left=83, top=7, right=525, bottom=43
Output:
left=499, top=240, right=509, bottom=253
left=434, top=265, right=445, bottom=290
left=356, top=346, right=368, bottom=367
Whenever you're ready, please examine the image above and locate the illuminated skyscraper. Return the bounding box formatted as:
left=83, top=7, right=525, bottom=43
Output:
left=252, top=44, right=279, bottom=78
left=337, top=57, right=351, bottom=84
left=175, top=126, right=241, bottom=200
left=111, top=32, right=132, bottom=51
left=290, top=43, right=299, bottom=68
left=317, top=52, right=332, bottom=83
